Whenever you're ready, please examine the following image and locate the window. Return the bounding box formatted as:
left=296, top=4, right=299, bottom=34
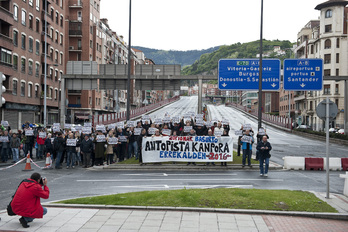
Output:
left=35, top=85, right=39, bottom=97
left=21, top=57, right=26, bottom=73
left=55, top=69, right=58, bottom=81
left=324, top=54, right=331, bottom=64
left=336, top=38, right=340, bottom=48
left=50, top=48, right=53, bottom=60
left=77, top=39, right=81, bottom=49
left=28, top=60, right=33, bottom=75
left=50, top=8, right=54, bottom=20
left=13, top=30, right=18, bottom=46
left=54, top=89, right=58, bottom=100
left=21, top=9, right=26, bottom=26
left=35, top=63, right=40, bottom=77
left=36, top=0, right=40, bottom=11
left=60, top=34, right=63, bottom=45
left=29, top=0, right=33, bottom=6
left=21, top=34, right=26, bottom=49
left=325, top=9, right=332, bottom=18
left=29, top=15, right=33, bottom=29
left=50, top=28, right=53, bottom=39
left=310, top=45, right=314, bottom=54
left=35, top=40, right=40, bottom=55
left=335, top=84, right=339, bottom=94
left=56, top=11, right=59, bottom=24
left=323, top=84, right=330, bottom=95
left=324, top=39, right=331, bottom=49
left=13, top=5, right=18, bottom=21
left=49, top=88, right=53, bottom=98
left=60, top=15, right=63, bottom=27
left=90, top=26, right=93, bottom=34
left=89, top=97, right=92, bottom=105
left=12, top=80, right=17, bottom=95
left=28, top=83, right=32, bottom=98
left=59, top=52, right=63, bottom=64
left=20, top=81, right=25, bottom=97
left=77, top=96, right=81, bottom=105
left=324, top=69, right=331, bottom=76
left=55, top=31, right=58, bottom=43
left=36, top=18, right=40, bottom=32
left=336, top=53, right=340, bottom=63
left=90, top=40, right=93, bottom=48
left=13, top=55, right=18, bottom=70
left=336, top=69, right=339, bottom=76
left=325, top=24, right=332, bottom=33
left=0, top=48, right=12, bottom=66
left=78, top=11, right=82, bottom=21
left=29, top=37, right=33, bottom=52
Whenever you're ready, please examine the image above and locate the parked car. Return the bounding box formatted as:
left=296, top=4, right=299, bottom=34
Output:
left=337, top=129, right=345, bottom=135
left=297, top=125, right=312, bottom=130
left=329, top=128, right=338, bottom=133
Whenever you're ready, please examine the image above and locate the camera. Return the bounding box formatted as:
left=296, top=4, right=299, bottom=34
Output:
left=39, top=177, right=46, bottom=185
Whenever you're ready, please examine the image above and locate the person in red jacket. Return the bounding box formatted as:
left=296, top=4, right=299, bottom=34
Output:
left=11, top=172, right=49, bottom=228
left=36, top=129, right=46, bottom=160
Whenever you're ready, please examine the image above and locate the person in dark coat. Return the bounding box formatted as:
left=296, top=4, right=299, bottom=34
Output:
left=53, top=132, right=65, bottom=169
left=256, top=135, right=272, bottom=177
left=11, top=172, right=49, bottom=228
left=94, top=131, right=106, bottom=166
left=80, top=134, right=93, bottom=168
left=44, top=134, right=53, bottom=158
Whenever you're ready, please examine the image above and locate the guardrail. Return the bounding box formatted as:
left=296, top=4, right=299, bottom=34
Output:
left=92, top=96, right=180, bottom=126
left=225, top=103, right=293, bottom=130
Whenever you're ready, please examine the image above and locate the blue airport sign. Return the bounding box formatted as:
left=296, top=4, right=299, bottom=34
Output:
left=218, top=59, right=281, bottom=90
left=283, top=59, right=323, bottom=91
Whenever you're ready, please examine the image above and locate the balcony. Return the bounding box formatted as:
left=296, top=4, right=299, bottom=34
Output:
left=41, top=53, right=52, bottom=63
left=41, top=11, right=53, bottom=25
left=69, top=0, right=83, bottom=8
left=68, top=46, right=82, bottom=52
left=68, top=90, right=81, bottom=95
left=0, top=32, right=13, bottom=49
left=0, top=5, right=13, bottom=24
left=41, top=32, right=51, bottom=44
left=68, top=30, right=82, bottom=37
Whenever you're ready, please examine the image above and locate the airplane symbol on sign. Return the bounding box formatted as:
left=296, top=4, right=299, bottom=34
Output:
left=271, top=83, right=276, bottom=88
left=300, top=83, right=306, bottom=88
left=222, top=83, right=227, bottom=87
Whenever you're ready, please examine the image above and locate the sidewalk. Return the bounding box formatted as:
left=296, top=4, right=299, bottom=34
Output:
left=0, top=192, right=347, bottom=232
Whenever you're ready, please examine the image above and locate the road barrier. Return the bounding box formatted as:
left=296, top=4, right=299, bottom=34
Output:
left=284, top=156, right=347, bottom=171
left=342, top=158, right=348, bottom=171
left=323, top=158, right=342, bottom=171
left=283, top=156, right=305, bottom=170
left=0, top=158, right=26, bottom=171
left=339, top=172, right=348, bottom=197
left=305, top=158, right=324, bottom=170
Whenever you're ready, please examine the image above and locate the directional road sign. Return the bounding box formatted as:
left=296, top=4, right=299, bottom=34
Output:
left=283, top=59, right=323, bottom=91
left=218, top=59, right=281, bottom=90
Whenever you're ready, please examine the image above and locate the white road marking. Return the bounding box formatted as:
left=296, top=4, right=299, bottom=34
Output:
left=77, top=178, right=283, bottom=182
left=111, top=185, right=254, bottom=189
left=120, top=173, right=238, bottom=176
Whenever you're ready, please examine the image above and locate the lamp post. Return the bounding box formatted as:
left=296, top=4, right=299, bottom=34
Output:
left=258, top=0, right=264, bottom=130
left=126, top=0, right=132, bottom=120
left=43, top=0, right=48, bottom=127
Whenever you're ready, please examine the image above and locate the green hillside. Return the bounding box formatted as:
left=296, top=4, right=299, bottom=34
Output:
left=133, top=46, right=220, bottom=67
left=182, top=40, right=294, bottom=76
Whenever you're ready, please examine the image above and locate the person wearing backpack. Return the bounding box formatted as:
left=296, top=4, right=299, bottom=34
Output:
left=10, top=172, right=49, bottom=228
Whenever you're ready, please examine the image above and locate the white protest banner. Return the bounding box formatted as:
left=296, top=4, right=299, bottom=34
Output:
left=258, top=128, right=266, bottom=135
left=82, top=127, right=91, bottom=134
left=172, top=116, right=180, bottom=123
left=196, top=114, right=204, bottom=119
left=162, top=129, right=172, bottom=136
left=107, top=137, right=118, bottom=144
left=188, top=111, right=195, bottom=117
left=39, top=132, right=47, bottom=138
left=126, top=121, right=136, bottom=128
left=142, top=136, right=233, bottom=163
left=184, top=126, right=192, bottom=133
left=0, top=136, right=9, bottom=142
left=118, top=135, right=127, bottom=142
left=52, top=126, right=60, bottom=133
left=235, top=130, right=243, bottom=136
left=75, top=125, right=82, bottom=131
left=84, top=122, right=92, bottom=127
left=66, top=139, right=77, bottom=146
left=243, top=124, right=252, bottom=130
left=154, top=118, right=163, bottom=125
left=134, top=128, right=142, bottom=136
left=205, top=121, right=213, bottom=128
left=116, top=122, right=124, bottom=129
left=96, top=125, right=106, bottom=132
left=25, top=129, right=34, bottom=136
left=241, top=135, right=253, bottom=144
left=108, top=124, right=116, bottom=130
left=163, top=117, right=171, bottom=124
left=1, top=121, right=9, bottom=127
left=214, top=130, right=223, bottom=136
left=64, top=124, right=71, bottom=129
left=183, top=118, right=191, bottom=124
left=53, top=123, right=60, bottom=128
left=71, top=127, right=77, bottom=132
left=148, top=127, right=157, bottom=135
left=183, top=113, right=191, bottom=118
left=141, top=115, right=151, bottom=124
left=195, top=119, right=204, bottom=127
left=96, top=135, right=106, bottom=142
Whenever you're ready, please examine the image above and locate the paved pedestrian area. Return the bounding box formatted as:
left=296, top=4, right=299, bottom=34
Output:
left=1, top=207, right=348, bottom=232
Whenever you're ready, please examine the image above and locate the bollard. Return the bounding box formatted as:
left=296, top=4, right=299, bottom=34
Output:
left=339, top=172, right=348, bottom=197
left=23, top=154, right=33, bottom=171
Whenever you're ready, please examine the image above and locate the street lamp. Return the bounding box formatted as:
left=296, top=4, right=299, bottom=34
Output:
left=43, top=0, right=48, bottom=127
left=126, top=0, right=132, bottom=120
left=258, top=0, right=264, bottom=130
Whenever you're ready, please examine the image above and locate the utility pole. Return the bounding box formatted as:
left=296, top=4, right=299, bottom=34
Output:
left=126, top=0, right=132, bottom=120
left=258, top=0, right=264, bottom=130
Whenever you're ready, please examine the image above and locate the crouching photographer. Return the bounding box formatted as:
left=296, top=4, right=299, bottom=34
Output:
left=10, top=172, right=50, bottom=228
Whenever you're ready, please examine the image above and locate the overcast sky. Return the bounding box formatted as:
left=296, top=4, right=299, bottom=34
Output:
left=101, top=0, right=323, bottom=51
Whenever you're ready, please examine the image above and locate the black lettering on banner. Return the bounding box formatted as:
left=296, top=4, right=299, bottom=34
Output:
left=224, top=143, right=230, bottom=153
left=179, top=141, right=185, bottom=150
left=161, top=142, right=166, bottom=151
left=156, top=140, right=161, bottom=150
left=184, top=142, right=190, bottom=151
left=219, top=143, right=223, bottom=152
left=174, top=142, right=179, bottom=151
left=192, top=142, right=198, bottom=152
left=166, top=141, right=171, bottom=151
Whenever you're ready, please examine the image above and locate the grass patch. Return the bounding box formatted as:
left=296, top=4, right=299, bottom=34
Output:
left=117, top=151, right=259, bottom=165
left=58, top=188, right=336, bottom=213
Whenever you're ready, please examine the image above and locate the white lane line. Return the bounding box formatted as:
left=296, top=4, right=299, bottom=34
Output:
left=77, top=178, right=283, bottom=182
left=111, top=185, right=254, bottom=189
left=120, top=174, right=238, bottom=176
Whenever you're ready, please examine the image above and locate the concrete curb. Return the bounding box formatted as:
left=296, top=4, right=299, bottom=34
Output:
left=41, top=203, right=348, bottom=221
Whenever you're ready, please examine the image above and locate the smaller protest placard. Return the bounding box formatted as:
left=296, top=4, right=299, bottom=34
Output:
left=108, top=124, right=116, bottom=130
left=116, top=122, right=124, bottom=129
left=53, top=123, right=60, bottom=128
left=188, top=111, right=195, bottom=117
left=243, top=124, right=252, bottom=130
left=25, top=129, right=34, bottom=136
left=183, top=118, right=191, bottom=124
left=184, top=126, right=192, bottom=133
left=196, top=114, right=204, bottom=119
left=118, top=135, right=127, bottom=143
left=96, top=125, right=106, bottom=132
left=107, top=137, right=118, bottom=144
left=148, top=127, right=157, bottom=135
left=154, top=118, right=163, bottom=125
left=75, top=125, right=82, bottom=131
left=134, top=128, right=142, bottom=135
left=195, top=119, right=204, bottom=127
left=163, top=117, right=171, bottom=124
left=141, top=115, right=151, bottom=124
left=162, top=129, right=172, bottom=136
left=64, top=124, right=71, bottom=129
left=71, top=127, right=77, bottom=132
left=183, top=113, right=191, bottom=118
left=235, top=130, right=243, bottom=136
left=258, top=128, right=266, bottom=135
left=126, top=121, right=136, bottom=128
left=39, top=132, right=47, bottom=138
left=172, top=116, right=180, bottom=123
left=205, top=121, right=213, bottom=128
left=84, top=122, right=92, bottom=127
left=241, top=135, right=253, bottom=144
left=82, top=127, right=91, bottom=134
left=1, top=121, right=9, bottom=127
left=96, top=135, right=106, bottom=142
left=0, top=136, right=9, bottom=142
left=214, top=130, right=223, bottom=136
left=52, top=126, right=60, bottom=133
left=66, top=139, right=77, bottom=146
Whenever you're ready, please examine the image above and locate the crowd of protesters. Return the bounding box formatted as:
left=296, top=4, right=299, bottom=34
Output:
left=0, top=114, right=271, bottom=173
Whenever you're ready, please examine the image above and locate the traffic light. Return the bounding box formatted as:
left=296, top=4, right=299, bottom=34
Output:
left=0, top=72, right=6, bottom=107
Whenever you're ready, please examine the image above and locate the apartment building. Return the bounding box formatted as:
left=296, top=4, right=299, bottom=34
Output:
left=0, top=0, right=65, bottom=130
left=293, top=0, right=347, bottom=130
